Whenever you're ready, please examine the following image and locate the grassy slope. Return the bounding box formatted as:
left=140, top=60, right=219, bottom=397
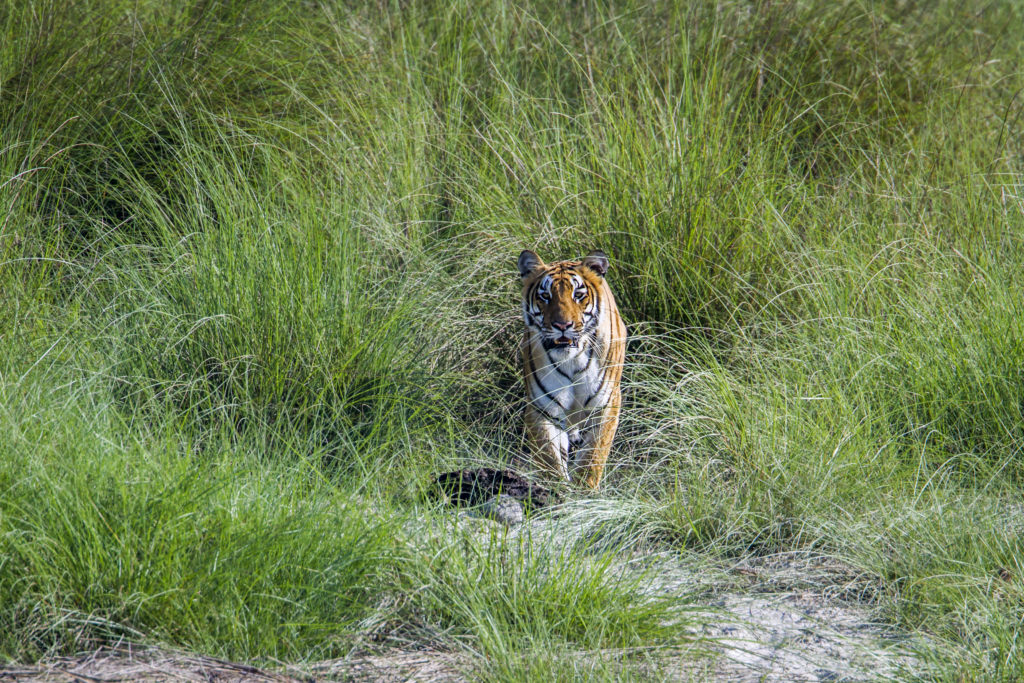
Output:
left=2, top=0, right=1023, bottom=678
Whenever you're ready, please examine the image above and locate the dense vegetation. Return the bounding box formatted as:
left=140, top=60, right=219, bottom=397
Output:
left=2, top=0, right=1022, bottom=678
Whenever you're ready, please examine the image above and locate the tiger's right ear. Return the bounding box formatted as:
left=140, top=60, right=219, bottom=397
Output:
left=518, top=250, right=543, bottom=278
left=582, top=250, right=609, bottom=277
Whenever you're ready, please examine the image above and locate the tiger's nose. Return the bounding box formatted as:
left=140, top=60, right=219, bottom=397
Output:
left=552, top=321, right=573, bottom=331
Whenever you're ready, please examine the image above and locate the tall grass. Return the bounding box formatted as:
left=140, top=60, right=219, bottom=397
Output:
left=3, top=0, right=1024, bottom=677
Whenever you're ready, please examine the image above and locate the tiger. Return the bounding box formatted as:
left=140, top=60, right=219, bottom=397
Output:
left=517, top=249, right=627, bottom=490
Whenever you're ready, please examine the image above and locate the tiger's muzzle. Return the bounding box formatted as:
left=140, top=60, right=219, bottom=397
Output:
left=543, top=325, right=580, bottom=349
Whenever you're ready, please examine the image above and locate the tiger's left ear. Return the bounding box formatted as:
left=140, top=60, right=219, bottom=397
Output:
left=582, top=250, right=609, bottom=277
left=518, top=250, right=543, bottom=278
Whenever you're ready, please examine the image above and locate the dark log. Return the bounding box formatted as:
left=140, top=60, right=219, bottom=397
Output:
left=432, top=468, right=559, bottom=511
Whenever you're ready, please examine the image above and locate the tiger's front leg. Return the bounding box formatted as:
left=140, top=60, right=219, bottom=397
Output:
left=524, top=406, right=571, bottom=482
left=570, top=385, right=623, bottom=490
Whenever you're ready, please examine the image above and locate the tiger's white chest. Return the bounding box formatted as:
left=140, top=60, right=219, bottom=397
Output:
left=526, top=336, right=608, bottom=428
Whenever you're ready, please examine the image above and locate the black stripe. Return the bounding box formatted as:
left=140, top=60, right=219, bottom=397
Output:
left=524, top=348, right=543, bottom=391
left=525, top=347, right=566, bottom=411
left=523, top=342, right=535, bottom=381
left=529, top=379, right=568, bottom=413
left=526, top=278, right=540, bottom=304
left=584, top=366, right=609, bottom=407
left=527, top=376, right=568, bottom=421
left=582, top=297, right=601, bottom=334
left=524, top=279, right=544, bottom=319
left=575, top=350, right=594, bottom=377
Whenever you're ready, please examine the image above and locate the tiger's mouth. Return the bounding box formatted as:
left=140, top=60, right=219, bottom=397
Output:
left=543, top=334, right=579, bottom=350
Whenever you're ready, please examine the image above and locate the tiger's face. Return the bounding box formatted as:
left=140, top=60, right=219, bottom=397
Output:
left=518, top=250, right=610, bottom=351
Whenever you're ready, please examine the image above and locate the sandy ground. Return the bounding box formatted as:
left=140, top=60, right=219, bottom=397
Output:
left=661, top=552, right=917, bottom=681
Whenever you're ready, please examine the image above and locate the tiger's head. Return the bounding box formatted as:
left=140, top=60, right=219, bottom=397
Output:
left=518, top=249, right=610, bottom=351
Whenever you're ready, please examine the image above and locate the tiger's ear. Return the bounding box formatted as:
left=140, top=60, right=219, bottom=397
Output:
left=582, top=250, right=609, bottom=277
left=518, top=250, right=543, bottom=278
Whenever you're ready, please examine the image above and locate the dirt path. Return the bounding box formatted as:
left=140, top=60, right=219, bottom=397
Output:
left=698, top=579, right=916, bottom=680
